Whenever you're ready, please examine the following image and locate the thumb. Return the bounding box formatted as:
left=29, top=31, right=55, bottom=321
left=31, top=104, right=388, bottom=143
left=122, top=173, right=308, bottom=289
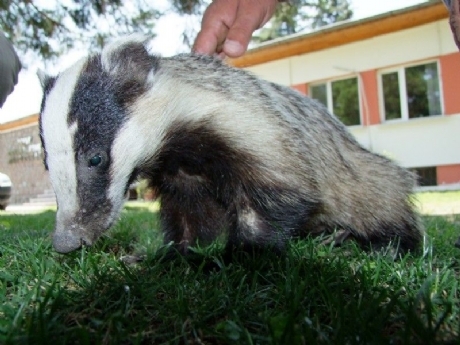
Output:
left=223, top=0, right=277, bottom=58
left=223, top=15, right=261, bottom=57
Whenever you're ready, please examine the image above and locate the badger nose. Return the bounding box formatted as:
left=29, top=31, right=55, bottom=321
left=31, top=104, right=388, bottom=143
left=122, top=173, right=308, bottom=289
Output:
left=52, top=230, right=89, bottom=254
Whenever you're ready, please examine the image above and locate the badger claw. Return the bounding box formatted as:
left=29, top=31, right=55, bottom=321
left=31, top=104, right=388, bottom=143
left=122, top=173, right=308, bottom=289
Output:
left=120, top=255, right=146, bottom=264
left=321, top=229, right=351, bottom=246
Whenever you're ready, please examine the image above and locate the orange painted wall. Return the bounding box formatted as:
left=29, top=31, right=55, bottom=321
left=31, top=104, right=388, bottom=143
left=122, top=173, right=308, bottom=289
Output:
left=439, top=52, right=460, bottom=115
left=291, top=83, right=308, bottom=95
left=359, top=70, right=380, bottom=126
left=437, top=164, right=460, bottom=185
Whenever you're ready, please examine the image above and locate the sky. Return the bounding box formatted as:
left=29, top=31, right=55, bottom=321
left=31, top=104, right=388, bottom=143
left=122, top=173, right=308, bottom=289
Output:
left=0, top=0, right=428, bottom=123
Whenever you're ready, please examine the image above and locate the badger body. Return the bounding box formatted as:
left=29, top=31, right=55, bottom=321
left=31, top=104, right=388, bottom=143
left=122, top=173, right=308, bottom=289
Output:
left=39, top=37, right=422, bottom=255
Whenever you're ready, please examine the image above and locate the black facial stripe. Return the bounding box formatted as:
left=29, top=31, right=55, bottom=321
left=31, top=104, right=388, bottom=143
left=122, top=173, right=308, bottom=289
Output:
left=70, top=57, right=127, bottom=147
left=69, top=56, right=128, bottom=212
left=39, top=76, right=57, bottom=171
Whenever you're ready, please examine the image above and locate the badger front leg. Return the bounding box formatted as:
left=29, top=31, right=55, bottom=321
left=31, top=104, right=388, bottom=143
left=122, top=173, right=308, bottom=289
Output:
left=159, top=191, right=227, bottom=255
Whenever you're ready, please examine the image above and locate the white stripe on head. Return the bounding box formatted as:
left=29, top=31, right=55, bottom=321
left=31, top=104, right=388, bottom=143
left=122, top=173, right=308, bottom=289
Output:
left=107, top=119, right=148, bottom=223
left=41, top=58, right=87, bottom=217
left=107, top=77, right=180, bottom=222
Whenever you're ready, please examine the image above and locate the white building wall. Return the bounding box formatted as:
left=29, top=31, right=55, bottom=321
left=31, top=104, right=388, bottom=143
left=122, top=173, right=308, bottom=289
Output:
left=244, top=20, right=460, bottom=169
left=245, top=20, right=458, bottom=85
left=350, top=115, right=460, bottom=168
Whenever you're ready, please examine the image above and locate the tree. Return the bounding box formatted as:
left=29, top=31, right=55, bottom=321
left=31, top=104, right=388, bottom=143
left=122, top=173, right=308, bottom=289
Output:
left=0, top=0, right=159, bottom=60
left=0, top=0, right=353, bottom=61
left=254, top=0, right=353, bottom=43
left=311, top=0, right=353, bottom=28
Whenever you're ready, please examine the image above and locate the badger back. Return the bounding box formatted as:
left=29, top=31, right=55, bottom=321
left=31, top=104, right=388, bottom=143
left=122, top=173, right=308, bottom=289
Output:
left=39, top=37, right=160, bottom=253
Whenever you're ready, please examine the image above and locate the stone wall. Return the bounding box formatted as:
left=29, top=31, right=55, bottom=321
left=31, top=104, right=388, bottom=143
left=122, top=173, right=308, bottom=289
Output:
left=0, top=122, right=51, bottom=204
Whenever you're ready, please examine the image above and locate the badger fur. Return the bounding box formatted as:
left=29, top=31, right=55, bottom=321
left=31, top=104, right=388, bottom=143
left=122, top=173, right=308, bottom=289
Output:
left=39, top=36, right=422, bottom=255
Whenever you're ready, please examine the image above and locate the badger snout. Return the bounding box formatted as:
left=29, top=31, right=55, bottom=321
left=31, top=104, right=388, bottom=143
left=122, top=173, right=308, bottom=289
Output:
left=52, top=219, right=96, bottom=254
left=52, top=229, right=88, bottom=254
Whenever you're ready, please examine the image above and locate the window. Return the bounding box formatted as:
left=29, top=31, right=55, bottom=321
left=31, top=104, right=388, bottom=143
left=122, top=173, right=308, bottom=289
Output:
left=410, top=167, right=437, bottom=187
left=380, top=62, right=442, bottom=122
left=310, top=77, right=361, bottom=126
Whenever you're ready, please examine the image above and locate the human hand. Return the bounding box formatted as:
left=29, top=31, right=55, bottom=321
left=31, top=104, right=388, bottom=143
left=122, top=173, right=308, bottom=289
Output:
left=193, top=0, right=279, bottom=58
left=443, top=0, right=460, bottom=49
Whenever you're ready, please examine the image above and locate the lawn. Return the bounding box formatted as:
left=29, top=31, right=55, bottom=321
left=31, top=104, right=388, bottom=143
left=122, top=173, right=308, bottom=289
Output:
left=0, top=192, right=459, bottom=344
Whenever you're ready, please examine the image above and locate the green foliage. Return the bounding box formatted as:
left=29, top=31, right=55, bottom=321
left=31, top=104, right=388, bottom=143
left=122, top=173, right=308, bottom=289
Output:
left=170, top=0, right=207, bottom=15
left=311, top=0, right=353, bottom=28
left=0, top=196, right=459, bottom=344
left=254, top=0, right=353, bottom=43
left=405, top=62, right=442, bottom=118
left=0, top=0, right=159, bottom=60
left=382, top=71, right=402, bottom=120
left=332, top=77, right=360, bottom=126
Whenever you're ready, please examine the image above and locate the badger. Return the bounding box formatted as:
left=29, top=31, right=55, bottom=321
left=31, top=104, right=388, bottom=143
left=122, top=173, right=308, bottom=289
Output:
left=39, top=36, right=422, bottom=256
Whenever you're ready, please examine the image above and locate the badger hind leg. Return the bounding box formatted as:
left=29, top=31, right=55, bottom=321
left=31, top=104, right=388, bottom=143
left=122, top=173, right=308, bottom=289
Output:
left=364, top=215, right=422, bottom=254
left=308, top=200, right=422, bottom=255
left=346, top=205, right=423, bottom=255
left=225, top=205, right=289, bottom=258
left=224, top=190, right=312, bottom=258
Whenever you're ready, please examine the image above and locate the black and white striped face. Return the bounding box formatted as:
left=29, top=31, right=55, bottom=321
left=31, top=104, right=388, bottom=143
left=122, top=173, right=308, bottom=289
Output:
left=39, top=37, right=158, bottom=253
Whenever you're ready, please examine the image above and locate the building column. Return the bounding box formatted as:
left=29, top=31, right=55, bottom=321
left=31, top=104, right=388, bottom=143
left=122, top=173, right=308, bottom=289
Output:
left=291, top=83, right=308, bottom=96
left=440, top=52, right=460, bottom=115
left=437, top=164, right=460, bottom=185
left=359, top=70, right=380, bottom=126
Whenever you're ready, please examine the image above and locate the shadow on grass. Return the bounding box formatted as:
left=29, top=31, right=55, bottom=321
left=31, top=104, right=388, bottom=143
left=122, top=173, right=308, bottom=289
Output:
left=6, top=248, right=460, bottom=343
left=1, top=211, right=459, bottom=344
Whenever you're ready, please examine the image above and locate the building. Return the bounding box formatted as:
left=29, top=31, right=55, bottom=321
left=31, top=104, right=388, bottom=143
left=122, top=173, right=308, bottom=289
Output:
left=232, top=0, right=459, bottom=188
left=0, top=1, right=458, bottom=204
left=0, top=114, right=51, bottom=204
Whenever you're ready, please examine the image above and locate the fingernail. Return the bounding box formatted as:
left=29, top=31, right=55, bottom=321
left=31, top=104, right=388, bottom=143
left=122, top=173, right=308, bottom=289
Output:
left=224, top=40, right=245, bottom=57
left=216, top=52, right=227, bottom=60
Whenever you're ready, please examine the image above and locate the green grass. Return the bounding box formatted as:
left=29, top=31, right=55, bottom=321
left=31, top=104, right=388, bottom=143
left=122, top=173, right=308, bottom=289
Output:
left=0, top=196, right=459, bottom=344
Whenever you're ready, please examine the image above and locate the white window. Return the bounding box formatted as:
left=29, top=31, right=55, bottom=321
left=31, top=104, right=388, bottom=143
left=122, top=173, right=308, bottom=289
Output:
left=380, top=61, right=442, bottom=122
left=310, top=77, right=361, bottom=126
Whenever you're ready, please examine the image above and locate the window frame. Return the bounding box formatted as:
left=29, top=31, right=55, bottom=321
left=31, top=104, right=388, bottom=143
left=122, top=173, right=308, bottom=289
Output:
left=309, top=75, right=363, bottom=127
left=378, top=60, right=444, bottom=123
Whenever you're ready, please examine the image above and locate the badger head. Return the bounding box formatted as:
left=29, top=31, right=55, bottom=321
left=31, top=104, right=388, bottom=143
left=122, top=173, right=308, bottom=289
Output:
left=39, top=36, right=158, bottom=253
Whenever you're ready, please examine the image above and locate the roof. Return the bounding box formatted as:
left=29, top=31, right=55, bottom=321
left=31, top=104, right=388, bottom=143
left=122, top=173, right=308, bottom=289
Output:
left=0, top=114, right=39, bottom=132
left=230, top=1, right=449, bottom=67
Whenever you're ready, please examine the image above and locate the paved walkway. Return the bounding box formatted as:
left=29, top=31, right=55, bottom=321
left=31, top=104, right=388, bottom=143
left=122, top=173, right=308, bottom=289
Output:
left=3, top=203, right=56, bottom=214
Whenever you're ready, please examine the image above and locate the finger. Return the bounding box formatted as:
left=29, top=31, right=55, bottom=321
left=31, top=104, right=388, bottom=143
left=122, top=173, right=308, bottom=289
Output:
left=223, top=0, right=278, bottom=57
left=193, top=0, right=238, bottom=55
left=193, top=19, right=229, bottom=55
left=448, top=0, right=460, bottom=49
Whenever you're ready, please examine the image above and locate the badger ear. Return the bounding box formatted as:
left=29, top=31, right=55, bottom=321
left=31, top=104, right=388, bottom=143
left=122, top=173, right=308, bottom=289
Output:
left=37, top=69, right=49, bottom=89
left=37, top=69, right=56, bottom=93
left=101, top=35, right=159, bottom=88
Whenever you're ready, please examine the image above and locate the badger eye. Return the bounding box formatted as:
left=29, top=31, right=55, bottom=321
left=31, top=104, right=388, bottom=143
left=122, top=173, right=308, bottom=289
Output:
left=89, top=155, right=102, bottom=167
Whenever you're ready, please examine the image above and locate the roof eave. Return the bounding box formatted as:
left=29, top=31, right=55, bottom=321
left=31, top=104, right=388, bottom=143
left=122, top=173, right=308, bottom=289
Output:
left=229, top=1, right=448, bottom=68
